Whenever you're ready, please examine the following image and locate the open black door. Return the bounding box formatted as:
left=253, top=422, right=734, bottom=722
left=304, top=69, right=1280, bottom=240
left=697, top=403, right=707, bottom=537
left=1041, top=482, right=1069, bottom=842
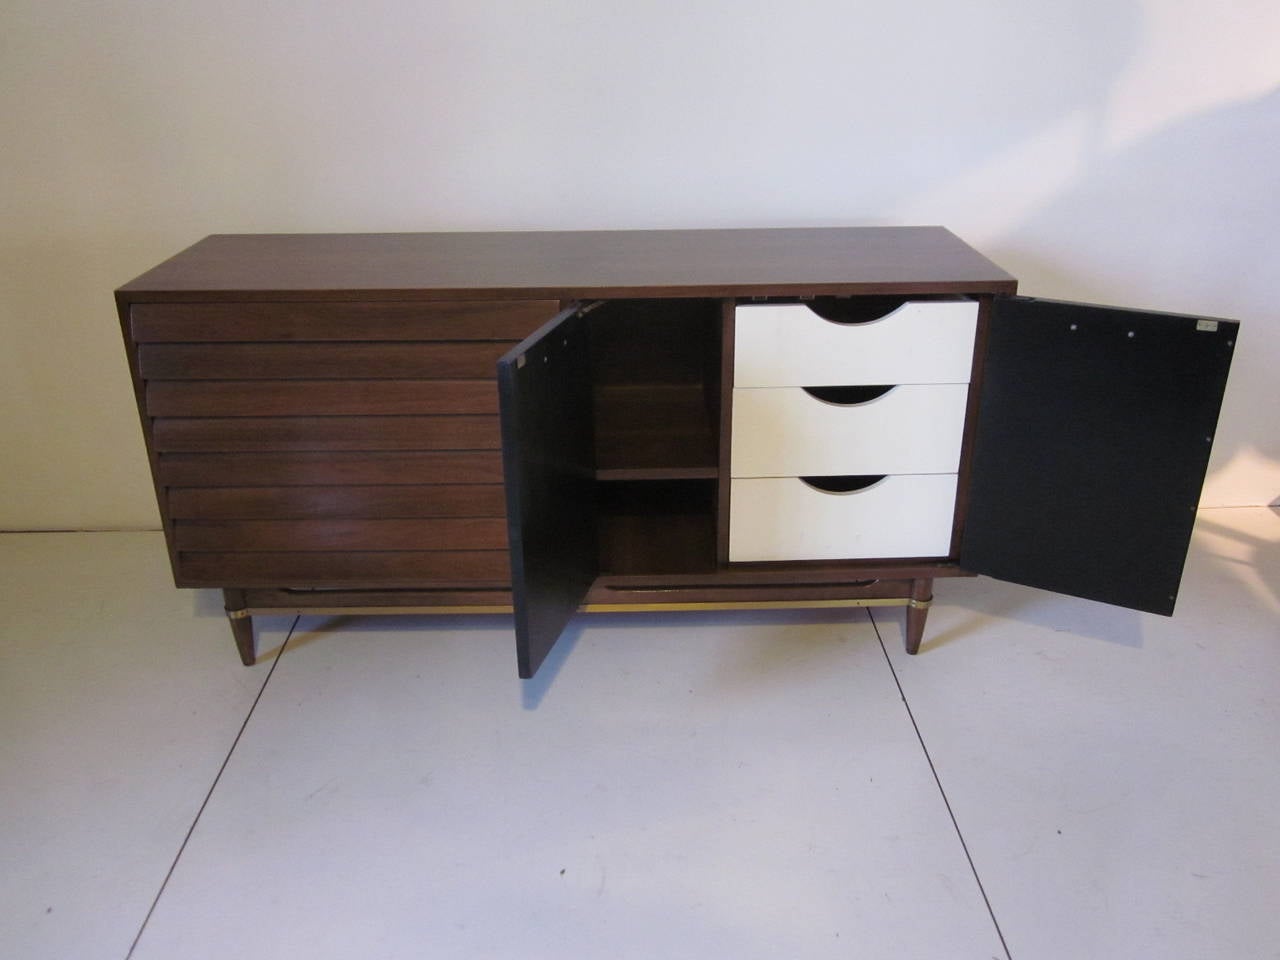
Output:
left=497, top=305, right=597, bottom=678
left=961, top=296, right=1237, bottom=615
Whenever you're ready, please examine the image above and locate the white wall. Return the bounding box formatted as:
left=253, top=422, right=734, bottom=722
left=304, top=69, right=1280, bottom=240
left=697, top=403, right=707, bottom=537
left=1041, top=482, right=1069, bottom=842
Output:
left=3, top=0, right=1277, bottom=529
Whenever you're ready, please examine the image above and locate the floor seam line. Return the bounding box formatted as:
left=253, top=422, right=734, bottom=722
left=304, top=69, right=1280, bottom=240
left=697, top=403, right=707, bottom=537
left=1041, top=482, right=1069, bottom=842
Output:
left=124, top=616, right=298, bottom=959
left=868, top=609, right=1014, bottom=960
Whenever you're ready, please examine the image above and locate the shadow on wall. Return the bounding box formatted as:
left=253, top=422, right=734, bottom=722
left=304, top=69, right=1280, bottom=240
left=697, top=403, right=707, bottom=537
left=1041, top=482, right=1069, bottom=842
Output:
left=876, top=0, right=1143, bottom=200
left=992, top=85, right=1280, bottom=506
left=1191, top=508, right=1280, bottom=613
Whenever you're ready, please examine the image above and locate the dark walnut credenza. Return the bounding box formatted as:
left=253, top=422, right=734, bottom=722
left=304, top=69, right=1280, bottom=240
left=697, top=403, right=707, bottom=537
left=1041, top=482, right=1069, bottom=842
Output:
left=116, top=227, right=1237, bottom=677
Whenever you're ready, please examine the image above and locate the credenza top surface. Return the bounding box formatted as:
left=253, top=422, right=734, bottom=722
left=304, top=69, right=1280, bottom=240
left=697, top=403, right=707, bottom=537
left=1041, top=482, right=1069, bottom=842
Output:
left=117, top=226, right=1017, bottom=302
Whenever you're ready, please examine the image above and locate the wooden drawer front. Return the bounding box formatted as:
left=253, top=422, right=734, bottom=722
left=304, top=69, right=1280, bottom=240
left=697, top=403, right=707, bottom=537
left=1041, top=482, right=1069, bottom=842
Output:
left=730, top=384, right=969, bottom=477
left=167, top=485, right=508, bottom=520
left=146, top=380, right=498, bottom=416
left=156, top=452, right=503, bottom=487
left=728, top=475, right=958, bottom=561
left=734, top=300, right=977, bottom=387
left=167, top=481, right=509, bottom=587
left=138, top=342, right=511, bottom=379
left=152, top=416, right=500, bottom=453
left=161, top=452, right=509, bottom=587
left=177, top=551, right=512, bottom=588
left=174, top=518, right=508, bottom=552
left=128, top=300, right=545, bottom=590
left=130, top=300, right=558, bottom=342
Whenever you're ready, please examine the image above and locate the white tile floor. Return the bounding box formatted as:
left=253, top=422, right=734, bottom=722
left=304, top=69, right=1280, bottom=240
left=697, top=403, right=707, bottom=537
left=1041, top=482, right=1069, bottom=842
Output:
left=2, top=507, right=1277, bottom=959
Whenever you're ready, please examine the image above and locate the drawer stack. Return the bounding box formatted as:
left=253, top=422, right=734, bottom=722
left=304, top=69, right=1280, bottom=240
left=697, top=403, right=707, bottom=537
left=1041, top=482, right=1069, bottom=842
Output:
left=728, top=299, right=978, bottom=562
left=127, top=300, right=555, bottom=588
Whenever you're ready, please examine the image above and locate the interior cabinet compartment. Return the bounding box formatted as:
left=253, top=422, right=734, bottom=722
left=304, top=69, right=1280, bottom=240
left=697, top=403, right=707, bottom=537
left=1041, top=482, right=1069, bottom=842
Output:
left=596, top=480, right=717, bottom=575
left=589, top=299, right=722, bottom=479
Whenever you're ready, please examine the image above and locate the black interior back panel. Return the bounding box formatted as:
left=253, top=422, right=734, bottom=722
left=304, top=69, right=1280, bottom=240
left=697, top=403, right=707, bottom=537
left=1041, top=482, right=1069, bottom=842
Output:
left=960, top=296, right=1236, bottom=615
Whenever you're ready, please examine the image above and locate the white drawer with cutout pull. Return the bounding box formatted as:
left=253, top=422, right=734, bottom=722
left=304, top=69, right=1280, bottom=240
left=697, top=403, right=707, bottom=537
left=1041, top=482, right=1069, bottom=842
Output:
left=731, top=383, right=969, bottom=477
left=734, top=299, right=977, bottom=387
left=728, top=474, right=958, bottom=561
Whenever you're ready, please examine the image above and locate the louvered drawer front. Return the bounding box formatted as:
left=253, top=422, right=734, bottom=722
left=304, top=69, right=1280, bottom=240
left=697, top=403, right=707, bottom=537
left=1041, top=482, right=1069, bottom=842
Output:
left=734, top=300, right=977, bottom=387
left=731, top=383, right=969, bottom=477
left=728, top=475, right=958, bottom=562
left=131, top=300, right=556, bottom=588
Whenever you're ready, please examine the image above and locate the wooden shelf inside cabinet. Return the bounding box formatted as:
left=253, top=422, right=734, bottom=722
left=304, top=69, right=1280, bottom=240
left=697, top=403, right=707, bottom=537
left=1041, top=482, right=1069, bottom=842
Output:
left=588, top=296, right=723, bottom=481
left=596, top=479, right=718, bottom=576
left=593, top=383, right=719, bottom=480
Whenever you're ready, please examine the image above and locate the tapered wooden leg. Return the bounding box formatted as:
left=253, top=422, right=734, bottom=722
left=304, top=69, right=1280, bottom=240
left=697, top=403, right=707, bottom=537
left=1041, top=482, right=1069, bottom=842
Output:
left=904, top=578, right=934, bottom=655
left=223, top=589, right=257, bottom=666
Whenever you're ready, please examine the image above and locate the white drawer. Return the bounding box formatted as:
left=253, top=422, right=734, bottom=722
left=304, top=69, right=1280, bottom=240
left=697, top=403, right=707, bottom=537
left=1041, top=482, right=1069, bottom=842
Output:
left=728, top=474, right=958, bottom=561
left=731, top=383, right=969, bottom=477
left=734, top=300, right=977, bottom=387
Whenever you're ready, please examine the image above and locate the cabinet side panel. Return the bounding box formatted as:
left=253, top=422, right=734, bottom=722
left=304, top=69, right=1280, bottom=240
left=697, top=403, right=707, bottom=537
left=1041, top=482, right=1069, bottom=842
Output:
left=119, top=300, right=183, bottom=580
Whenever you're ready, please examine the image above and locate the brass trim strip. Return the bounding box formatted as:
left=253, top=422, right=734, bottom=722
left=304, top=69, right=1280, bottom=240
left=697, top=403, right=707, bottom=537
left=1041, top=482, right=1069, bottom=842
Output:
left=244, top=605, right=516, bottom=617
left=582, top=598, right=911, bottom=613
left=907, top=597, right=933, bottom=610
left=240, top=598, right=915, bottom=617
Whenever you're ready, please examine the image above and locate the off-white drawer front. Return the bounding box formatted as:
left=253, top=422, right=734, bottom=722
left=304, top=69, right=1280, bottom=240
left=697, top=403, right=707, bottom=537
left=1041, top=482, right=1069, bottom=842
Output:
left=728, top=475, right=958, bottom=561
left=734, top=300, right=978, bottom=387
left=731, top=383, right=969, bottom=477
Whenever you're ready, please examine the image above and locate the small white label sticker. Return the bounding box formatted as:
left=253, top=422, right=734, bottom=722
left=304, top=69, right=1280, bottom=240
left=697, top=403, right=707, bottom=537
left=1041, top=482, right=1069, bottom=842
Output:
left=1196, top=319, right=1219, bottom=332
